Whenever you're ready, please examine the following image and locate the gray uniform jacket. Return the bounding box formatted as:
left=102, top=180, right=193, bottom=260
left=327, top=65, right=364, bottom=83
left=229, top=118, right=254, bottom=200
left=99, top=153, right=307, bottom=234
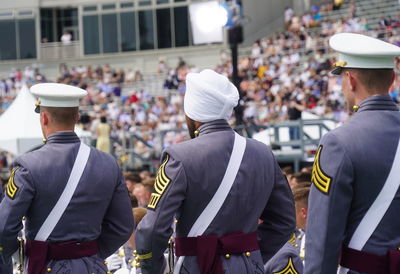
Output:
left=135, top=120, right=295, bottom=274
left=305, top=95, right=400, bottom=273
left=0, top=131, right=134, bottom=274
left=264, top=229, right=304, bottom=274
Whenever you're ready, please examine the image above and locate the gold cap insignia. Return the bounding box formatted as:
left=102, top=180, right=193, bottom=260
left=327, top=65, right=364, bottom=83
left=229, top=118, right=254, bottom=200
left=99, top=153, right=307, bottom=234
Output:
left=333, top=61, right=347, bottom=67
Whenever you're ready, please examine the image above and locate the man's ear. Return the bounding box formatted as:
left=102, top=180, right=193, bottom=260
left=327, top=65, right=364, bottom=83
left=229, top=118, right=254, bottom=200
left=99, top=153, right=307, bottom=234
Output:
left=301, top=207, right=308, bottom=220
left=41, top=111, right=49, bottom=126
left=346, top=71, right=357, bottom=92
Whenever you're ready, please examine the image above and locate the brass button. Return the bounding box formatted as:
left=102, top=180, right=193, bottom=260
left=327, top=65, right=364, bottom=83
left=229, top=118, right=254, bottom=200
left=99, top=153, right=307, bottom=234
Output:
left=0, top=247, right=3, bottom=251
left=47, top=268, right=52, bottom=272
left=295, top=244, right=299, bottom=247
left=135, top=262, right=141, bottom=267
left=107, top=272, right=111, bottom=274
left=353, top=105, right=359, bottom=112
left=225, top=254, right=230, bottom=259
left=245, top=252, right=251, bottom=257
left=133, top=250, right=137, bottom=255
left=104, top=261, right=108, bottom=265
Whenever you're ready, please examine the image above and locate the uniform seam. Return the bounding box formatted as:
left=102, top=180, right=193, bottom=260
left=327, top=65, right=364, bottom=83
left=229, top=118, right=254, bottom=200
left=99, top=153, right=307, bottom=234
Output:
left=322, top=132, right=354, bottom=268
left=149, top=154, right=186, bottom=271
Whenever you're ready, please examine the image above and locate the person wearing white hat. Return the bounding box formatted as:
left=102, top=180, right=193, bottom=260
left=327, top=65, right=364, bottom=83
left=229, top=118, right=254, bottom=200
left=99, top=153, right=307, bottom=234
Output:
left=305, top=33, right=400, bottom=274
left=135, top=69, right=295, bottom=274
left=0, top=83, right=134, bottom=273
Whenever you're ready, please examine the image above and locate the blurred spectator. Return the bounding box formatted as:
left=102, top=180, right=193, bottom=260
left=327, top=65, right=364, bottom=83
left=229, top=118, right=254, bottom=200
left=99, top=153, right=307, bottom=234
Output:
left=61, top=31, right=72, bottom=44
left=96, top=116, right=111, bottom=153
left=289, top=172, right=312, bottom=189
left=132, top=183, right=153, bottom=208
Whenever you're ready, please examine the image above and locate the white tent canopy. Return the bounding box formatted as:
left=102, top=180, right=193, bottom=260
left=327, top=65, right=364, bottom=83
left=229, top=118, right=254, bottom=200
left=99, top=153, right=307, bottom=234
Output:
left=0, top=85, right=89, bottom=156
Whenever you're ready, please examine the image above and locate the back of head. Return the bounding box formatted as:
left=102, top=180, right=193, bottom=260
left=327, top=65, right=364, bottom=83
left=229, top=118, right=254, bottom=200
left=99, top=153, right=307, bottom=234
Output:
left=124, top=172, right=142, bottom=184
left=41, top=106, right=79, bottom=128
left=293, top=186, right=310, bottom=208
left=184, top=69, right=239, bottom=123
left=349, top=68, right=394, bottom=93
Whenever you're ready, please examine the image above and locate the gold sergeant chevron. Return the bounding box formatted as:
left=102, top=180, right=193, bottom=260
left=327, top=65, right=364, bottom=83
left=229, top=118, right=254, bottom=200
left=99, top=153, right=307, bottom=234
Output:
left=312, top=146, right=332, bottom=195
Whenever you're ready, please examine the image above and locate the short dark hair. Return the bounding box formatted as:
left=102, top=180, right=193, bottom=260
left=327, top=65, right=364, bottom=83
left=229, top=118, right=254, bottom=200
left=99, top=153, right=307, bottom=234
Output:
left=293, top=186, right=310, bottom=207
left=350, top=68, right=394, bottom=93
left=282, top=166, right=294, bottom=175
left=292, top=171, right=311, bottom=183
left=124, top=172, right=142, bottom=183
left=41, top=107, right=79, bottom=126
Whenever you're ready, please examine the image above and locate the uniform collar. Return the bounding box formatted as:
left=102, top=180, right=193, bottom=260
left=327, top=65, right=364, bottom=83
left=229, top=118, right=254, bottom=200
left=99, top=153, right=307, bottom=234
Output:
left=356, top=94, right=399, bottom=113
left=197, top=119, right=232, bottom=137
left=46, top=131, right=80, bottom=144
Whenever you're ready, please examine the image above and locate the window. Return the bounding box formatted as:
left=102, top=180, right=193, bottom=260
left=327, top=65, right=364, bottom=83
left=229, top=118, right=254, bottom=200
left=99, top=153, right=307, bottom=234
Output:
left=0, top=11, right=13, bottom=17
left=83, top=6, right=97, bottom=12
left=102, top=13, right=118, bottom=53
left=0, top=20, right=16, bottom=60
left=121, top=2, right=134, bottom=8
left=40, top=9, right=54, bottom=42
left=18, top=19, right=36, bottom=59
left=139, top=10, right=154, bottom=50
left=174, top=6, right=189, bottom=47
left=102, top=4, right=116, bottom=10
left=18, top=10, right=34, bottom=16
left=157, top=0, right=169, bottom=4
left=83, top=15, right=100, bottom=54
left=120, top=12, right=136, bottom=51
left=139, top=1, right=152, bottom=6
left=156, top=8, right=171, bottom=49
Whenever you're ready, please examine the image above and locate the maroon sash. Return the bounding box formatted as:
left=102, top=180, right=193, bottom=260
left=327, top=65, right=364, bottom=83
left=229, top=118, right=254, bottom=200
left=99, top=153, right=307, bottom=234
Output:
left=175, top=232, right=259, bottom=274
left=340, top=246, right=400, bottom=274
left=25, top=240, right=99, bottom=274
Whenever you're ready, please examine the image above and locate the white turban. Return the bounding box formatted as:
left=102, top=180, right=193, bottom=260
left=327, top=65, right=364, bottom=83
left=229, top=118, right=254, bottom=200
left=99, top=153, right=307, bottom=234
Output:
left=184, top=69, right=239, bottom=122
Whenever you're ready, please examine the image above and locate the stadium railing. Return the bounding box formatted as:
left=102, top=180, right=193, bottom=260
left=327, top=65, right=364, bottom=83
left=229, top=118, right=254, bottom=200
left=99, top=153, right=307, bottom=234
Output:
left=116, top=118, right=335, bottom=172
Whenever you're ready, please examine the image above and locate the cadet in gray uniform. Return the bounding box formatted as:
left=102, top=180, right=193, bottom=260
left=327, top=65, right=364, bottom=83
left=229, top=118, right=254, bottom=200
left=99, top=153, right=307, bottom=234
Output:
left=0, top=83, right=134, bottom=274
left=135, top=69, right=295, bottom=274
left=305, top=33, right=400, bottom=273
left=265, top=187, right=309, bottom=274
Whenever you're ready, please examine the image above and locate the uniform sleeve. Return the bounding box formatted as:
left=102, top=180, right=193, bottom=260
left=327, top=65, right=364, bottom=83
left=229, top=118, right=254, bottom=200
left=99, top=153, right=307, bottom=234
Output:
left=304, top=133, right=354, bottom=274
left=258, top=158, right=296, bottom=263
left=0, top=166, right=35, bottom=263
left=265, top=252, right=303, bottom=274
left=135, top=151, right=187, bottom=274
left=98, top=161, right=135, bottom=259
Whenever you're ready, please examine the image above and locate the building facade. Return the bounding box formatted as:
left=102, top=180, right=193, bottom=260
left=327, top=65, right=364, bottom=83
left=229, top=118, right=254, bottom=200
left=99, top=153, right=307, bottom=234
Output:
left=0, top=0, right=198, bottom=61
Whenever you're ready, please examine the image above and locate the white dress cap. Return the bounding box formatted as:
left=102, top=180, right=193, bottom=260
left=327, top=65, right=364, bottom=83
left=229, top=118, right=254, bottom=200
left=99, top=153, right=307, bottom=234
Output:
left=184, top=69, right=239, bottom=123
left=329, top=33, right=400, bottom=75
left=30, top=83, right=87, bottom=111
